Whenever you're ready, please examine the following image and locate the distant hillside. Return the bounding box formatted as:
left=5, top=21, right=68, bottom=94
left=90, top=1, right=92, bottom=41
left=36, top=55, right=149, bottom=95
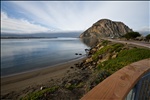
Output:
left=80, top=19, right=133, bottom=38
left=1, top=31, right=83, bottom=38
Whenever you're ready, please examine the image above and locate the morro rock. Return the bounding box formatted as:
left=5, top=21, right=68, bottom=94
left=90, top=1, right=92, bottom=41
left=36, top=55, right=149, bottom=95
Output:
left=80, top=19, right=133, bottom=38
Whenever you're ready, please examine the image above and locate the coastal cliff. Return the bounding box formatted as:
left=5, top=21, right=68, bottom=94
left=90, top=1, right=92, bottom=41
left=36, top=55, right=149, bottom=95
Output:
left=80, top=19, right=133, bottom=38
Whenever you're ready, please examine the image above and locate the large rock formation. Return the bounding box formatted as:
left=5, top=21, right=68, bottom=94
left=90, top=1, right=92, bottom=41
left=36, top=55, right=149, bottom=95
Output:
left=80, top=19, right=133, bottom=38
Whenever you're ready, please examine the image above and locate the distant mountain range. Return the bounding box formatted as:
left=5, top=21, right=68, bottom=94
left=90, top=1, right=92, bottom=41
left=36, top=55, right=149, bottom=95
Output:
left=1, top=31, right=83, bottom=38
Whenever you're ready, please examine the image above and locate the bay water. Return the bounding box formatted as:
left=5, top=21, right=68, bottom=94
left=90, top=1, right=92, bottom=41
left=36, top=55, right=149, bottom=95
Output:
left=1, top=38, right=89, bottom=76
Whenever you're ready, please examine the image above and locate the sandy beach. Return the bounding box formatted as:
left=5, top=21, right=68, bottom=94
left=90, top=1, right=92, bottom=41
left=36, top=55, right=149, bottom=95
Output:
left=1, top=56, right=86, bottom=96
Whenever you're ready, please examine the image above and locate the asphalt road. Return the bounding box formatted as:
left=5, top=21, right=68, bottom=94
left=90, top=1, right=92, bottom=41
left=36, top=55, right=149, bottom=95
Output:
left=103, top=38, right=150, bottom=49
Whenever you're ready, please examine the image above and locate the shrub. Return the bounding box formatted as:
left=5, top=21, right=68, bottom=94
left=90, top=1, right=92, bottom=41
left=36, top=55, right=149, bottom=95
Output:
left=145, top=34, right=150, bottom=41
left=101, top=40, right=110, bottom=46
left=123, top=32, right=141, bottom=40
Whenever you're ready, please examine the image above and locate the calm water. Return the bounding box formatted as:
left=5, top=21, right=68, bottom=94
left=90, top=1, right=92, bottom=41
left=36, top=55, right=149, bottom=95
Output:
left=1, top=38, right=89, bottom=76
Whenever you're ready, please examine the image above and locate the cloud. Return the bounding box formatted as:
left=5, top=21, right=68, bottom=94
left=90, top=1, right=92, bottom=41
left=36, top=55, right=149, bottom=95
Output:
left=1, top=1, right=149, bottom=33
left=1, top=11, right=50, bottom=34
left=139, top=26, right=150, bottom=32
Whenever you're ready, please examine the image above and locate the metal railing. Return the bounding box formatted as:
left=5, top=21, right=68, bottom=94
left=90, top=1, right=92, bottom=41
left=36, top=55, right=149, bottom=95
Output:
left=125, top=72, right=150, bottom=100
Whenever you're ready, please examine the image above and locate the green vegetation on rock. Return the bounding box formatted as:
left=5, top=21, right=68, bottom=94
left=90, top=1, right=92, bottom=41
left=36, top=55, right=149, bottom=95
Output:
left=65, top=81, right=84, bottom=90
left=97, top=47, right=150, bottom=74
left=90, top=40, right=150, bottom=85
left=92, top=43, right=124, bottom=61
left=21, top=86, right=59, bottom=100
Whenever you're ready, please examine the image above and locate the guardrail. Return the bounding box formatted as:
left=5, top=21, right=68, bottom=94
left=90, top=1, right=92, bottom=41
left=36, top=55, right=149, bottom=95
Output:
left=125, top=71, right=150, bottom=100
left=81, top=59, right=150, bottom=100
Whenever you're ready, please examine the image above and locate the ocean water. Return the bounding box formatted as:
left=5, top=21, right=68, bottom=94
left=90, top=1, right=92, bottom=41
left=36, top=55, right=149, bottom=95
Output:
left=1, top=38, right=89, bottom=76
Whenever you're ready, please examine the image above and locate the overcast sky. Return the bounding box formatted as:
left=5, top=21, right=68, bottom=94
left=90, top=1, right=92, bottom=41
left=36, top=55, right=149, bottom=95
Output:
left=1, top=1, right=149, bottom=34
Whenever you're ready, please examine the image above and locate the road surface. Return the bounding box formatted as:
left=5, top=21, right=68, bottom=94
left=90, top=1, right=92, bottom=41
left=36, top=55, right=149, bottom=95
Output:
left=103, top=38, right=150, bottom=49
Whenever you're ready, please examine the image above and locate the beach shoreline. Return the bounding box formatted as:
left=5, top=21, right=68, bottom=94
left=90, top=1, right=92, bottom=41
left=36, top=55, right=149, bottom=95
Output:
left=1, top=55, right=87, bottom=78
left=1, top=56, right=87, bottom=96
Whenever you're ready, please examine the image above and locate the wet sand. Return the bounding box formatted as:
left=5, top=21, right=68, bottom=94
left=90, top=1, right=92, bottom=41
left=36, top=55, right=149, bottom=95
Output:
left=1, top=57, right=86, bottom=96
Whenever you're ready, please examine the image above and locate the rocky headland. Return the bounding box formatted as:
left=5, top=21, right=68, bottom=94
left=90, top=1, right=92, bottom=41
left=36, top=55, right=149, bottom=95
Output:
left=80, top=19, right=133, bottom=38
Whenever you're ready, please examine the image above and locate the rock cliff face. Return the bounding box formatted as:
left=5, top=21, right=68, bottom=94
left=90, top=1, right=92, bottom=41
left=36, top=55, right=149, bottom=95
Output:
left=80, top=19, right=133, bottom=38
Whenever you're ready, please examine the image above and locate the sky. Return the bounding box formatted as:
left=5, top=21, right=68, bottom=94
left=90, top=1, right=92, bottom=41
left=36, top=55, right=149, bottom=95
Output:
left=1, top=1, right=150, bottom=34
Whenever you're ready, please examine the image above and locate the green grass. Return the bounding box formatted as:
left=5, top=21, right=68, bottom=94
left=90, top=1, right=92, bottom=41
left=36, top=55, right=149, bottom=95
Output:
left=65, top=82, right=84, bottom=90
left=21, top=86, right=59, bottom=100
left=97, top=48, right=150, bottom=74
left=65, top=84, right=76, bottom=90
